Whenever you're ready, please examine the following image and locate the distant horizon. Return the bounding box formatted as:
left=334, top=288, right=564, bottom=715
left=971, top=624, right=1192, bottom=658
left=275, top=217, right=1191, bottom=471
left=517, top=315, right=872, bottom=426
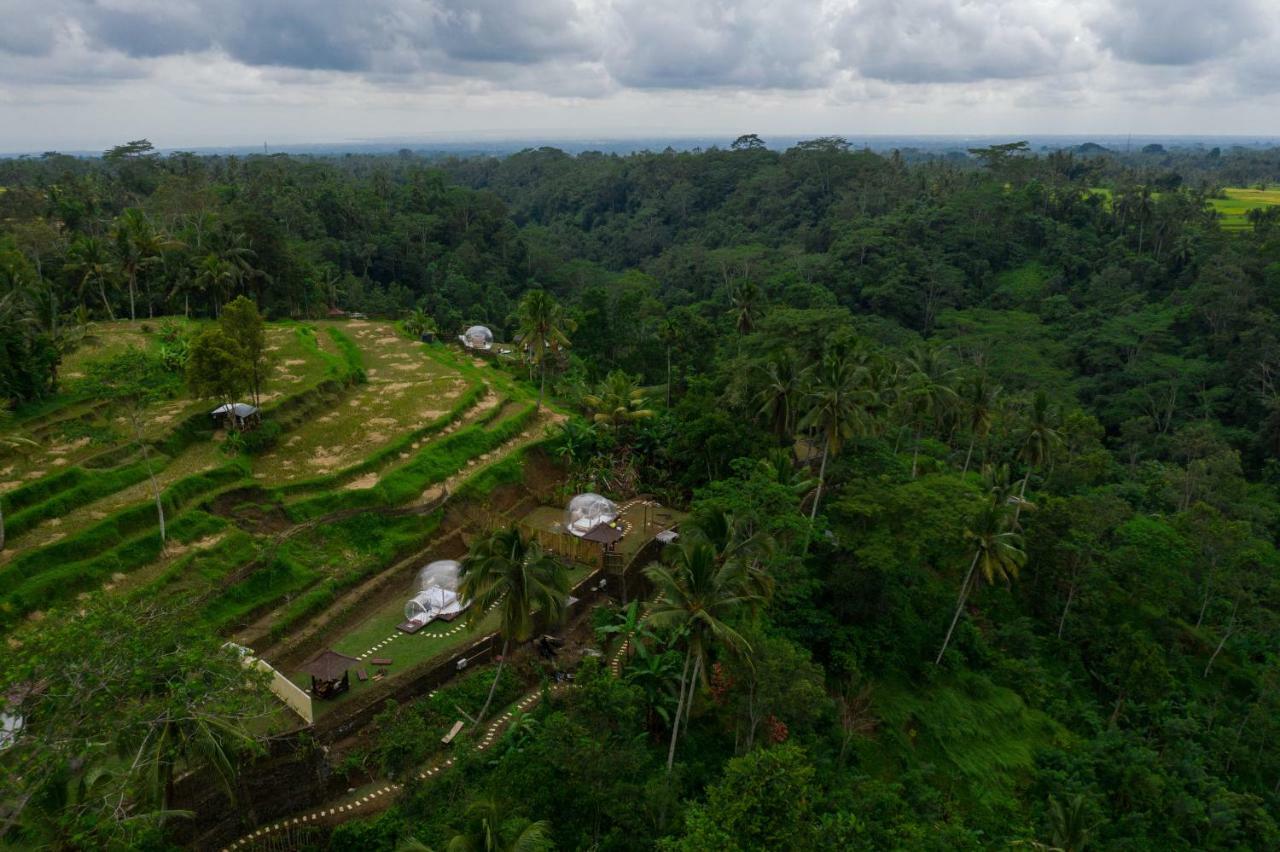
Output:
left=7, top=132, right=1280, bottom=160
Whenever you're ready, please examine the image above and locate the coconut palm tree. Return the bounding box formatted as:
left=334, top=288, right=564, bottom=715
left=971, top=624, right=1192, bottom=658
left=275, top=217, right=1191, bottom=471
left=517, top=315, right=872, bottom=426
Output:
left=797, top=354, right=869, bottom=526
left=515, top=289, right=574, bottom=411
left=112, top=209, right=166, bottom=321
left=960, top=373, right=1001, bottom=474
left=657, top=316, right=680, bottom=407
left=583, top=370, right=655, bottom=434
left=729, top=279, right=762, bottom=335
left=903, top=345, right=958, bottom=478
left=67, top=236, right=116, bottom=320
left=1015, top=391, right=1062, bottom=521
left=122, top=707, right=259, bottom=823
left=756, top=352, right=804, bottom=441
left=644, top=538, right=761, bottom=771
left=459, top=526, right=569, bottom=726
left=935, top=498, right=1026, bottom=665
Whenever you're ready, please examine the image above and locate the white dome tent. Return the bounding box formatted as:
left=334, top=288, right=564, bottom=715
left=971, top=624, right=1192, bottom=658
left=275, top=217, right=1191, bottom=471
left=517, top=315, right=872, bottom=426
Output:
left=399, top=559, right=467, bottom=633
left=566, top=492, right=619, bottom=537
left=460, top=325, right=494, bottom=350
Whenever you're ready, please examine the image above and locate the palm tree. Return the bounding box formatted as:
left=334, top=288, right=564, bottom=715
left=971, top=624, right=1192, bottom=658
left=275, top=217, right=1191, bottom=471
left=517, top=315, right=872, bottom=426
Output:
left=122, top=709, right=258, bottom=823
left=935, top=499, right=1026, bottom=665
left=756, top=353, right=804, bottom=441
left=583, top=370, right=655, bottom=433
left=656, top=316, right=681, bottom=407
left=459, top=526, right=569, bottom=726
left=644, top=538, right=761, bottom=771
left=960, top=373, right=1001, bottom=474
left=515, top=289, right=574, bottom=411
left=113, top=209, right=164, bottom=321
left=1042, top=794, right=1095, bottom=852
left=729, top=279, right=763, bottom=335
left=403, top=307, right=435, bottom=338
left=398, top=798, right=552, bottom=852
left=797, top=354, right=868, bottom=526
left=903, top=345, right=958, bottom=478
left=1015, top=391, right=1062, bottom=521
left=67, top=236, right=116, bottom=320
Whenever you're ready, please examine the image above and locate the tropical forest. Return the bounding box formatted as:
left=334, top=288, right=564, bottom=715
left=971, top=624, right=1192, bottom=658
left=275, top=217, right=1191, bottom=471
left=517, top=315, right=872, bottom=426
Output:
left=1, top=137, right=1279, bottom=851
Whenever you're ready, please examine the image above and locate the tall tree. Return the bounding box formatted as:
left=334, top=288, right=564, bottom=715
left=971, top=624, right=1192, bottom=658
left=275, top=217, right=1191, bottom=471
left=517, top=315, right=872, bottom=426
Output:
left=459, top=526, right=569, bottom=726
left=936, top=496, right=1026, bottom=665
left=798, top=354, right=868, bottom=526
left=1015, top=390, right=1062, bottom=521
left=644, top=537, right=761, bottom=771
left=960, top=373, right=1001, bottom=474
left=219, top=295, right=269, bottom=407
left=515, top=289, right=574, bottom=411
left=66, top=236, right=116, bottom=320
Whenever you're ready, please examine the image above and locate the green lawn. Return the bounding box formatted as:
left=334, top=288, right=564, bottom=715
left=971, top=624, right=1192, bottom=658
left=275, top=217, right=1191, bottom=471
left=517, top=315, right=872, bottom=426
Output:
left=291, top=560, right=594, bottom=716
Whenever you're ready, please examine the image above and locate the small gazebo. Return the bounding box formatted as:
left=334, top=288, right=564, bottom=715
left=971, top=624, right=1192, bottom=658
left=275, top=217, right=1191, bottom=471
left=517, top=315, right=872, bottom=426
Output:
left=211, top=402, right=260, bottom=430
left=300, top=650, right=360, bottom=699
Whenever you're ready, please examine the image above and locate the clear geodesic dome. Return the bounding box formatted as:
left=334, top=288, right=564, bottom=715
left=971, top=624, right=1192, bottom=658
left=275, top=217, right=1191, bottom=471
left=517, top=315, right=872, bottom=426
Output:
left=404, top=587, right=464, bottom=622
left=461, top=325, right=494, bottom=350
left=566, top=492, right=618, bottom=537
left=417, top=559, right=461, bottom=593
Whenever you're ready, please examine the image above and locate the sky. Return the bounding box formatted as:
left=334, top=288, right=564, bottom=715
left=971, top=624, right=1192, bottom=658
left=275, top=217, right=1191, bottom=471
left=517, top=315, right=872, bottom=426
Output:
left=2, top=0, right=1280, bottom=153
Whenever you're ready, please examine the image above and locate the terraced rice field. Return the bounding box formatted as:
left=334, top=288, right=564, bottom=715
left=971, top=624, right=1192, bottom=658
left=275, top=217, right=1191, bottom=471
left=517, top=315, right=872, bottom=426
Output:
left=251, top=321, right=475, bottom=485
left=0, top=314, right=591, bottom=746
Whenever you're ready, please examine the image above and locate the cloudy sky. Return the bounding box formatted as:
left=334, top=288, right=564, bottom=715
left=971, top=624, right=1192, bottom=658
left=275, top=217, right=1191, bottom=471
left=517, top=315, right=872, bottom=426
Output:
left=2, top=0, right=1279, bottom=152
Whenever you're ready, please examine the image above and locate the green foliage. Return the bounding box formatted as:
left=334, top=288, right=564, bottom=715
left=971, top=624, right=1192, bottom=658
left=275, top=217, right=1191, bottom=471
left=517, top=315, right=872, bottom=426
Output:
left=664, top=744, right=819, bottom=852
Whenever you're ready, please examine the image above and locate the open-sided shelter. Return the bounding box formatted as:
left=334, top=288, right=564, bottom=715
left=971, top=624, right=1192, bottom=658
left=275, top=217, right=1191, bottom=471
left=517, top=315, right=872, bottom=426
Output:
left=211, top=402, right=260, bottom=430
left=300, top=649, right=360, bottom=699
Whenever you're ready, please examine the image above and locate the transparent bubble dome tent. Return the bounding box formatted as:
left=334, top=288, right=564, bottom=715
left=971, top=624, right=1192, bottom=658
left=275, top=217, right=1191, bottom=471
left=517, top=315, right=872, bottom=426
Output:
left=566, top=492, right=619, bottom=537
left=403, top=559, right=467, bottom=627
left=460, top=325, right=494, bottom=350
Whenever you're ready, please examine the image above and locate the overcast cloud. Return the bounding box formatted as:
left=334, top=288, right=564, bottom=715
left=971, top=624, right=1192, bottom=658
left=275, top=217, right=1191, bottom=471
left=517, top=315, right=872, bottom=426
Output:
left=1, top=0, right=1278, bottom=151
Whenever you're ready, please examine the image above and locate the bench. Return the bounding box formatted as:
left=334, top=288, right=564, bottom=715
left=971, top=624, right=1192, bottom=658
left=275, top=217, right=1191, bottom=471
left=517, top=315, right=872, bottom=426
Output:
left=357, top=669, right=368, bottom=682
left=370, top=657, right=393, bottom=666
left=441, top=720, right=464, bottom=745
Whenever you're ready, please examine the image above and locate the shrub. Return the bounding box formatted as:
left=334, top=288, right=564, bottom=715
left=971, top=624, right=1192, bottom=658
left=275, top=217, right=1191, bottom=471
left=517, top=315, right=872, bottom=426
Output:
left=240, top=420, right=282, bottom=454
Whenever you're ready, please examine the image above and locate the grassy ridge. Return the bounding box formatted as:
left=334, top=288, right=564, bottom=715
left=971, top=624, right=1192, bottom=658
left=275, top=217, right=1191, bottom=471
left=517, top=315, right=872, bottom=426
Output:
left=4, top=460, right=157, bottom=541
left=0, top=462, right=248, bottom=626
left=272, top=382, right=488, bottom=497
left=284, top=402, right=536, bottom=521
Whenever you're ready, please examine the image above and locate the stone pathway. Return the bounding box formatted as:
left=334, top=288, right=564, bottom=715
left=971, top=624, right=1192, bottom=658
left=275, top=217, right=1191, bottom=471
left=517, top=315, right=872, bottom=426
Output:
left=223, top=605, right=649, bottom=850
left=222, top=685, right=562, bottom=851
